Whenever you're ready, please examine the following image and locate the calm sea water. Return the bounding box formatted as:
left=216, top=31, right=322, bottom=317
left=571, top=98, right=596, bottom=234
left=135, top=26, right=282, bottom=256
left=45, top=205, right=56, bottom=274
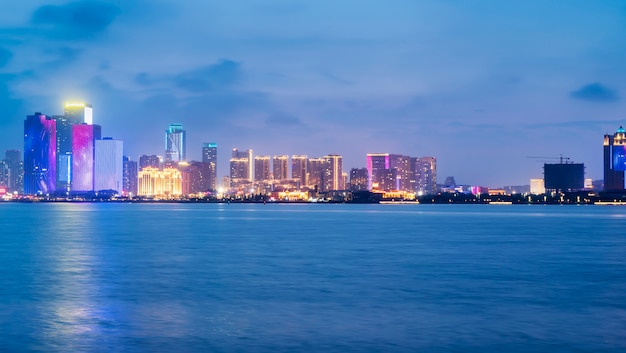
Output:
left=0, top=203, right=625, bottom=352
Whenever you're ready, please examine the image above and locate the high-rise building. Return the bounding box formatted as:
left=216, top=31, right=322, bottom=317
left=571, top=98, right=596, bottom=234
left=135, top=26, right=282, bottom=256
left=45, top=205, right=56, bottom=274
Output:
left=64, top=102, right=93, bottom=124
left=123, top=156, right=138, bottom=196
left=23, top=113, right=56, bottom=195
left=55, top=103, right=92, bottom=191
left=139, top=155, right=161, bottom=170
left=138, top=167, right=182, bottom=196
left=165, top=124, right=186, bottom=163
left=230, top=148, right=253, bottom=186
left=5, top=150, right=23, bottom=193
left=389, top=154, right=411, bottom=191
left=201, top=143, right=217, bottom=191
left=291, top=155, right=307, bottom=187
left=349, top=168, right=369, bottom=191
left=178, top=161, right=204, bottom=195
left=307, top=157, right=327, bottom=190
left=72, top=124, right=101, bottom=192
left=604, top=126, right=626, bottom=191
left=0, top=160, right=9, bottom=189
left=254, top=156, right=271, bottom=181
left=366, top=153, right=390, bottom=190
left=94, top=138, right=123, bottom=193
left=323, top=154, right=343, bottom=191
left=412, top=157, right=437, bottom=195
left=273, top=155, right=289, bottom=181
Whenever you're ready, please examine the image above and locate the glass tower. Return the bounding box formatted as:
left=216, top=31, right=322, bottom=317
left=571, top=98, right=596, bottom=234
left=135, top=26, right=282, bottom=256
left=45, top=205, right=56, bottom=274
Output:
left=165, top=124, right=186, bottom=163
left=24, top=113, right=57, bottom=195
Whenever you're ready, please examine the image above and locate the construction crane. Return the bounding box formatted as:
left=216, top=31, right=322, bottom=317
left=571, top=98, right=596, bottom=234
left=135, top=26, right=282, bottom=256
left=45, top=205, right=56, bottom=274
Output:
left=525, top=154, right=572, bottom=164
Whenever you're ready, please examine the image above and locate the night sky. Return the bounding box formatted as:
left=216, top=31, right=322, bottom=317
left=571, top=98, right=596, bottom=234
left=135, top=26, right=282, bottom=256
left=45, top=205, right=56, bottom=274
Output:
left=1, top=1, right=625, bottom=186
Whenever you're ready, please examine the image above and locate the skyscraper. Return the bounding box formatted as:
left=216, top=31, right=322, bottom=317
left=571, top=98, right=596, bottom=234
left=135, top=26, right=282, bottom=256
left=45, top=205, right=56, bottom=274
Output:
left=123, top=156, right=138, bottom=196
left=349, top=168, right=369, bottom=191
left=273, top=155, right=289, bottom=181
left=307, top=157, right=327, bottom=190
left=72, top=124, right=101, bottom=192
left=254, top=156, right=271, bottom=181
left=139, top=155, right=161, bottom=170
left=412, top=157, right=437, bottom=195
left=165, top=124, right=186, bottom=163
left=94, top=138, right=123, bottom=193
left=366, top=153, right=389, bottom=190
left=230, top=148, right=253, bottom=186
left=604, top=126, right=626, bottom=191
left=323, top=154, right=343, bottom=191
left=5, top=150, right=23, bottom=193
left=55, top=104, right=91, bottom=192
left=291, top=155, right=308, bottom=187
left=201, top=143, right=218, bottom=191
left=24, top=113, right=57, bottom=195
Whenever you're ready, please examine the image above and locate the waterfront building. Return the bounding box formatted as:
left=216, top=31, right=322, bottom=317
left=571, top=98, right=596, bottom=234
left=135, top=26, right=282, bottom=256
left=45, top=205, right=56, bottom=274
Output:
left=138, top=167, right=182, bottom=196
left=64, top=102, right=93, bottom=124
left=254, top=156, right=271, bottom=181
left=0, top=160, right=8, bottom=189
left=94, top=138, right=123, bottom=193
left=123, top=156, right=138, bottom=196
left=139, top=155, right=161, bottom=170
left=230, top=148, right=253, bottom=186
left=23, top=113, right=56, bottom=195
left=291, top=155, right=307, bottom=187
left=349, top=168, right=369, bottom=191
left=165, top=124, right=186, bottom=163
left=273, top=155, right=289, bottom=181
left=412, top=157, right=437, bottom=195
left=4, top=150, right=23, bottom=193
left=178, top=161, right=204, bottom=195
left=71, top=124, right=102, bottom=192
left=307, top=157, right=327, bottom=191
left=366, top=153, right=390, bottom=190
left=604, top=126, right=626, bottom=191
left=323, top=154, right=343, bottom=191
left=201, top=143, right=217, bottom=191
left=543, top=162, right=584, bottom=192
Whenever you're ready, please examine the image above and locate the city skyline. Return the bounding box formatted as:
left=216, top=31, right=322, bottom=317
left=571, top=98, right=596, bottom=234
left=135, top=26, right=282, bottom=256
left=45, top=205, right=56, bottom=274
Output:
left=1, top=2, right=626, bottom=185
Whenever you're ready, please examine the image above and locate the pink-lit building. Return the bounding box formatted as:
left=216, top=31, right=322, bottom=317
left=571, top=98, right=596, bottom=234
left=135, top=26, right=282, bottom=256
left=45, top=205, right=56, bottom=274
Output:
left=72, top=124, right=101, bottom=192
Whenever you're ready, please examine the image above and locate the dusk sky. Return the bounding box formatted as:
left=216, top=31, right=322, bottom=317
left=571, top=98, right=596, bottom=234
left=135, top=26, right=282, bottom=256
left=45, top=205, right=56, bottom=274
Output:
left=1, top=0, right=625, bottom=186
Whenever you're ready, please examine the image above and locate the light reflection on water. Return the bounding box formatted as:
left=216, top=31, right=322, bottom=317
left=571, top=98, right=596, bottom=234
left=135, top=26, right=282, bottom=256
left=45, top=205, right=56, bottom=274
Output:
left=0, top=203, right=625, bottom=352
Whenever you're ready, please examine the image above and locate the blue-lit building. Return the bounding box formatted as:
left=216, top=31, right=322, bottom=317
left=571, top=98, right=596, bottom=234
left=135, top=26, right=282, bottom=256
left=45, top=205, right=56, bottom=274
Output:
left=24, top=113, right=57, bottom=195
left=165, top=124, right=186, bottom=163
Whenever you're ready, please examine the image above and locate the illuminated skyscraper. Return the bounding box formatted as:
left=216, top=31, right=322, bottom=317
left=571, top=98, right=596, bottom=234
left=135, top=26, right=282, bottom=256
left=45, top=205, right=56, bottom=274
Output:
left=230, top=148, right=253, bottom=186
left=349, top=168, right=369, bottom=191
left=123, top=156, right=138, bottom=196
left=139, top=155, right=161, bottom=170
left=291, top=155, right=307, bottom=187
left=366, top=153, right=390, bottom=190
left=307, top=157, right=327, bottom=190
left=94, top=138, right=123, bottom=193
left=412, top=157, right=437, bottom=195
left=323, top=154, right=343, bottom=191
left=23, top=113, right=57, bottom=195
left=273, top=155, right=289, bottom=181
left=72, top=124, right=101, bottom=192
left=5, top=150, right=23, bottom=193
left=55, top=103, right=91, bottom=191
left=165, top=124, right=186, bottom=162
left=254, top=156, right=271, bottom=181
left=201, top=143, right=218, bottom=191
left=604, top=126, right=626, bottom=191
left=65, top=102, right=93, bottom=124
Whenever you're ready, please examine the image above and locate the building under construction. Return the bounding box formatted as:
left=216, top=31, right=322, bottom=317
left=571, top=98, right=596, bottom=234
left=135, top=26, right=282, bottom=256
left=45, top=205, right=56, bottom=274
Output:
left=543, top=161, right=585, bottom=192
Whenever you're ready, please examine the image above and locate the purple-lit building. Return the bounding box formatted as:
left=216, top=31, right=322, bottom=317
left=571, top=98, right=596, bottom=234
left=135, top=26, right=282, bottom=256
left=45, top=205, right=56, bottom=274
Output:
left=71, top=124, right=101, bottom=192
left=23, top=113, right=57, bottom=195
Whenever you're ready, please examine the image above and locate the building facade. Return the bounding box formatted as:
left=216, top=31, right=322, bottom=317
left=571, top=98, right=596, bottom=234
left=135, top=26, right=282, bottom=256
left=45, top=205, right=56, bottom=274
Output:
left=94, top=138, right=123, bottom=193
left=604, top=126, right=626, bottom=191
left=349, top=168, right=369, bottom=191
left=71, top=124, right=102, bottom=192
left=273, top=155, right=289, bottom=181
left=24, top=113, right=57, bottom=195
left=123, top=156, right=138, bottom=196
left=291, top=155, right=307, bottom=187
left=165, top=124, right=186, bottom=163
left=138, top=167, right=182, bottom=196
left=201, top=143, right=218, bottom=191
left=254, top=156, right=271, bottom=181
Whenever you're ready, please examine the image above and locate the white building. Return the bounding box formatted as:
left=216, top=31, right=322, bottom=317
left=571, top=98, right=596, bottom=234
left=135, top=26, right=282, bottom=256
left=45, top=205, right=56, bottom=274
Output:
left=95, top=138, right=124, bottom=193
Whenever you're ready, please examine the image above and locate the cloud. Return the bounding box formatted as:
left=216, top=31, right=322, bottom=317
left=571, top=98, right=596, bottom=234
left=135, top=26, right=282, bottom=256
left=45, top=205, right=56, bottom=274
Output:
left=0, top=48, right=12, bottom=68
left=569, top=83, right=619, bottom=102
left=265, top=112, right=304, bottom=127
left=31, top=1, right=121, bottom=39
left=136, top=60, right=243, bottom=93
left=174, top=60, right=242, bottom=92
